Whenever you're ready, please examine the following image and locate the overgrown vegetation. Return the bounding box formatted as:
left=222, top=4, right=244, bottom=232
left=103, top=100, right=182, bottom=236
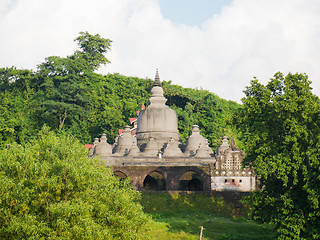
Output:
left=2, top=31, right=320, bottom=239
left=0, top=32, right=240, bottom=149
left=140, top=192, right=275, bottom=240
left=235, top=72, right=320, bottom=239
left=0, top=127, right=150, bottom=239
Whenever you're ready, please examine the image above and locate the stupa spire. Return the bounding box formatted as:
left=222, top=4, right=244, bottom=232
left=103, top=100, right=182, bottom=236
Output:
left=154, top=69, right=161, bottom=86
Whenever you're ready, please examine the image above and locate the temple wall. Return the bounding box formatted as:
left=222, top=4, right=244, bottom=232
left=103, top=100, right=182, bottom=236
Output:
left=210, top=176, right=256, bottom=192
left=111, top=165, right=212, bottom=191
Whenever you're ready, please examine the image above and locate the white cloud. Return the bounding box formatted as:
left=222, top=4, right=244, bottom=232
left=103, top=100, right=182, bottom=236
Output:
left=0, top=0, right=320, bottom=102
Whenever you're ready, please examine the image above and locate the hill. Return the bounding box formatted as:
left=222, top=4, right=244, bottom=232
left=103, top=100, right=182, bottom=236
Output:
left=0, top=31, right=241, bottom=150
left=0, top=68, right=241, bottom=150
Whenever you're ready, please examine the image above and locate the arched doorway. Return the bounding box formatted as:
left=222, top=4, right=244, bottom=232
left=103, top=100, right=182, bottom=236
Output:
left=143, top=171, right=166, bottom=190
left=179, top=171, right=203, bottom=191
left=114, top=171, right=127, bottom=180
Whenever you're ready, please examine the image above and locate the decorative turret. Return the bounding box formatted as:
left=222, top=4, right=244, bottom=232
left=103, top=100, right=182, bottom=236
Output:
left=163, top=137, right=183, bottom=157
left=95, top=133, right=112, bottom=157
left=184, top=125, right=206, bottom=156
left=128, top=137, right=141, bottom=156
left=113, top=126, right=135, bottom=156
left=136, top=70, right=180, bottom=150
left=194, top=139, right=214, bottom=158
left=215, top=136, right=245, bottom=170
left=88, top=137, right=99, bottom=157
left=142, top=138, right=159, bottom=157
left=216, top=136, right=229, bottom=155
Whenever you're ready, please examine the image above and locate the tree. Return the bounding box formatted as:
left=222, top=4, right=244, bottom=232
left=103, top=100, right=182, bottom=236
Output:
left=74, top=31, right=112, bottom=70
left=0, top=67, right=37, bottom=147
left=36, top=31, right=112, bottom=134
left=0, top=127, right=150, bottom=239
left=37, top=56, right=92, bottom=130
left=235, top=72, right=320, bottom=239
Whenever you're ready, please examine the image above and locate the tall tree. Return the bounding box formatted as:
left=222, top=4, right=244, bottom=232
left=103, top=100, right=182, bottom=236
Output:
left=235, top=72, right=320, bottom=239
left=37, top=56, right=92, bottom=130
left=36, top=32, right=112, bottom=136
left=74, top=31, right=112, bottom=70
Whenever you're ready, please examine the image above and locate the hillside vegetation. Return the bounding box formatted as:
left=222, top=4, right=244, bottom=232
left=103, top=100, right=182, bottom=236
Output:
left=0, top=34, right=240, bottom=150
left=0, top=127, right=150, bottom=239
left=2, top=32, right=318, bottom=239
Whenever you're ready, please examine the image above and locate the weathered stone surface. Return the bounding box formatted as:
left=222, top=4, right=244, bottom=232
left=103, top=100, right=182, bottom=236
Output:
left=216, top=136, right=229, bottom=155
left=212, top=136, right=256, bottom=191
left=184, top=125, right=206, bottom=156
left=110, top=164, right=212, bottom=191
left=88, top=137, right=99, bottom=157
left=113, top=126, right=135, bottom=156
left=95, top=133, right=112, bottom=157
left=128, top=137, right=141, bottom=156
left=163, top=137, right=183, bottom=157
left=194, top=139, right=214, bottom=158
left=142, top=138, right=159, bottom=157
left=90, top=70, right=255, bottom=192
left=136, top=72, right=180, bottom=150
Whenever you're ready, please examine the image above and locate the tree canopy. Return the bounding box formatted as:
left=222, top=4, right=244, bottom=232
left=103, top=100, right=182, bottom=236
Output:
left=235, top=72, right=320, bottom=239
left=0, top=32, right=240, bottom=149
left=0, top=127, right=150, bottom=239
left=74, top=31, right=112, bottom=70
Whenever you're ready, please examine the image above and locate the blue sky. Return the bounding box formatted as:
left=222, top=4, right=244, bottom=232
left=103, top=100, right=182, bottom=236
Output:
left=0, top=0, right=320, bottom=102
left=158, top=0, right=232, bottom=26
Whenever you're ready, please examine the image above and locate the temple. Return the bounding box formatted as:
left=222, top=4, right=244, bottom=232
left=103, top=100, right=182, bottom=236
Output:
left=89, top=70, right=256, bottom=192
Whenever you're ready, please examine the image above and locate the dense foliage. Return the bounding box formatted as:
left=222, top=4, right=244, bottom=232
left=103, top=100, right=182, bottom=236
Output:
left=235, top=72, right=320, bottom=239
left=0, top=32, right=240, bottom=150
left=0, top=127, right=149, bottom=239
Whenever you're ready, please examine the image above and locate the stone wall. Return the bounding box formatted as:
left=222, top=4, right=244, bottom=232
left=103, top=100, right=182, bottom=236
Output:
left=111, top=164, right=212, bottom=191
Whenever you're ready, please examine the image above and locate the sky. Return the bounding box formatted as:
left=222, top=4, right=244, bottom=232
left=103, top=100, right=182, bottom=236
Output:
left=1, top=0, right=320, bottom=102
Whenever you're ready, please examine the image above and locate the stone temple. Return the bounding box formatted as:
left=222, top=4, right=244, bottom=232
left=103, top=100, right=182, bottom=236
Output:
left=90, top=71, right=256, bottom=192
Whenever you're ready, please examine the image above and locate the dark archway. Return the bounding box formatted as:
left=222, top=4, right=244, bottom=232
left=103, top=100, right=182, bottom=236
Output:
left=143, top=171, right=166, bottom=190
left=179, top=171, right=203, bottom=191
left=114, top=171, right=127, bottom=180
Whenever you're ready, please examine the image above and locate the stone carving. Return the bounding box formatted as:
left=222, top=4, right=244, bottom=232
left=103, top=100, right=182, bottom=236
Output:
left=215, top=136, right=245, bottom=170
left=95, top=133, right=112, bottom=157
left=184, top=125, right=206, bottom=157
left=194, top=139, right=214, bottom=158
left=92, top=72, right=215, bottom=160
left=128, top=137, right=141, bottom=156
left=163, top=137, right=183, bottom=157
left=89, top=70, right=256, bottom=192
left=113, top=126, right=134, bottom=156
left=216, top=136, right=229, bottom=155
left=142, top=138, right=159, bottom=157
left=136, top=70, right=180, bottom=150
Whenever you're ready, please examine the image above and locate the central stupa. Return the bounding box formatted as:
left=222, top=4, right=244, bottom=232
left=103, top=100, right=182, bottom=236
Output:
left=136, top=70, right=180, bottom=150
left=89, top=70, right=256, bottom=192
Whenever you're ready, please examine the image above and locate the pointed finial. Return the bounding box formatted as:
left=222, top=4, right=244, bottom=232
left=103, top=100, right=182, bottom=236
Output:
left=154, top=68, right=161, bottom=86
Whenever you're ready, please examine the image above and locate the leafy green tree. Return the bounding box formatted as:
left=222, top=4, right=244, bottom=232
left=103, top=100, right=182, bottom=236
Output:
left=0, top=31, right=241, bottom=147
left=37, top=56, right=92, bottom=130
left=0, top=67, right=37, bottom=147
left=0, top=127, right=150, bottom=239
left=74, top=31, right=112, bottom=70
left=35, top=31, right=112, bottom=139
left=235, top=72, right=320, bottom=239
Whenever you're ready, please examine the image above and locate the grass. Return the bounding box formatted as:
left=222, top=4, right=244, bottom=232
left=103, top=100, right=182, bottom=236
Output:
left=140, top=192, right=275, bottom=240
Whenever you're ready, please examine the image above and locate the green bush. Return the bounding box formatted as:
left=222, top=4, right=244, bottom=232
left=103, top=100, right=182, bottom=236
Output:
left=0, top=127, right=150, bottom=239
